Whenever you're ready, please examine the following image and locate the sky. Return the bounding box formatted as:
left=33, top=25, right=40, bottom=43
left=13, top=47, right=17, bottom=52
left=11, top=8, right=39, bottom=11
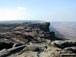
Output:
left=0, top=0, right=76, bottom=21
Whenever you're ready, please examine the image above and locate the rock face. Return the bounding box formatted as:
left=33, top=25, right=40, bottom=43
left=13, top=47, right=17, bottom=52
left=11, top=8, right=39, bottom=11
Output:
left=0, top=22, right=75, bottom=57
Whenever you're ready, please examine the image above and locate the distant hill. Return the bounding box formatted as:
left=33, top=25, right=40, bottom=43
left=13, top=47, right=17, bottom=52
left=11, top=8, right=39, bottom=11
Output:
left=0, top=20, right=45, bottom=24
left=50, top=21, right=76, bottom=40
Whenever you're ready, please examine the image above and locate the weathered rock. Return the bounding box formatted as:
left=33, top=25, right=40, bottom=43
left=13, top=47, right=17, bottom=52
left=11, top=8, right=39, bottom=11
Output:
left=51, top=40, right=76, bottom=49
left=38, top=22, right=50, bottom=32
left=0, top=42, right=14, bottom=50
left=0, top=22, right=56, bottom=44
left=19, top=43, right=49, bottom=54
left=0, top=43, right=48, bottom=57
left=64, top=47, right=76, bottom=53
left=0, top=22, right=75, bottom=57
left=17, top=51, right=38, bottom=57
left=13, top=43, right=22, bottom=47
left=17, top=45, right=61, bottom=57
left=0, top=45, right=26, bottom=57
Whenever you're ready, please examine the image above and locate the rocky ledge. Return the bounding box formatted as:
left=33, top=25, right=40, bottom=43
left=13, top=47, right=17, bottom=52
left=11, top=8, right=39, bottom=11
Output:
left=0, top=22, right=76, bottom=57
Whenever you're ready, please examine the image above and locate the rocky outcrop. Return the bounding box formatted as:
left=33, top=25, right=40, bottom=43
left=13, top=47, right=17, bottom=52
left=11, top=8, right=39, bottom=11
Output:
left=0, top=22, right=76, bottom=57
left=51, top=40, right=76, bottom=49
left=0, top=22, right=56, bottom=44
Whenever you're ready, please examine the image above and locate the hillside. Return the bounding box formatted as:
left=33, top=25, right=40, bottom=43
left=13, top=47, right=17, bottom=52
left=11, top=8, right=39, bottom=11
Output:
left=51, top=22, right=76, bottom=40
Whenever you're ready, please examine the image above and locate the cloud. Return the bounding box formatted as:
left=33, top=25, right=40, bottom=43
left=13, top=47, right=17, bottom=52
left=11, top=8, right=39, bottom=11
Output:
left=17, top=6, right=25, bottom=11
left=0, top=6, right=28, bottom=21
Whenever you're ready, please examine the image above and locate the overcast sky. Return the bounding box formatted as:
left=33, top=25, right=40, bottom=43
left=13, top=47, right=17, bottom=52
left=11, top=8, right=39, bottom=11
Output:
left=0, top=0, right=76, bottom=21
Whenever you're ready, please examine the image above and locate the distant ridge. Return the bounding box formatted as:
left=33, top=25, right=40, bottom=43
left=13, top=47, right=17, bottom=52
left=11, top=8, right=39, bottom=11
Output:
left=0, top=20, right=45, bottom=24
